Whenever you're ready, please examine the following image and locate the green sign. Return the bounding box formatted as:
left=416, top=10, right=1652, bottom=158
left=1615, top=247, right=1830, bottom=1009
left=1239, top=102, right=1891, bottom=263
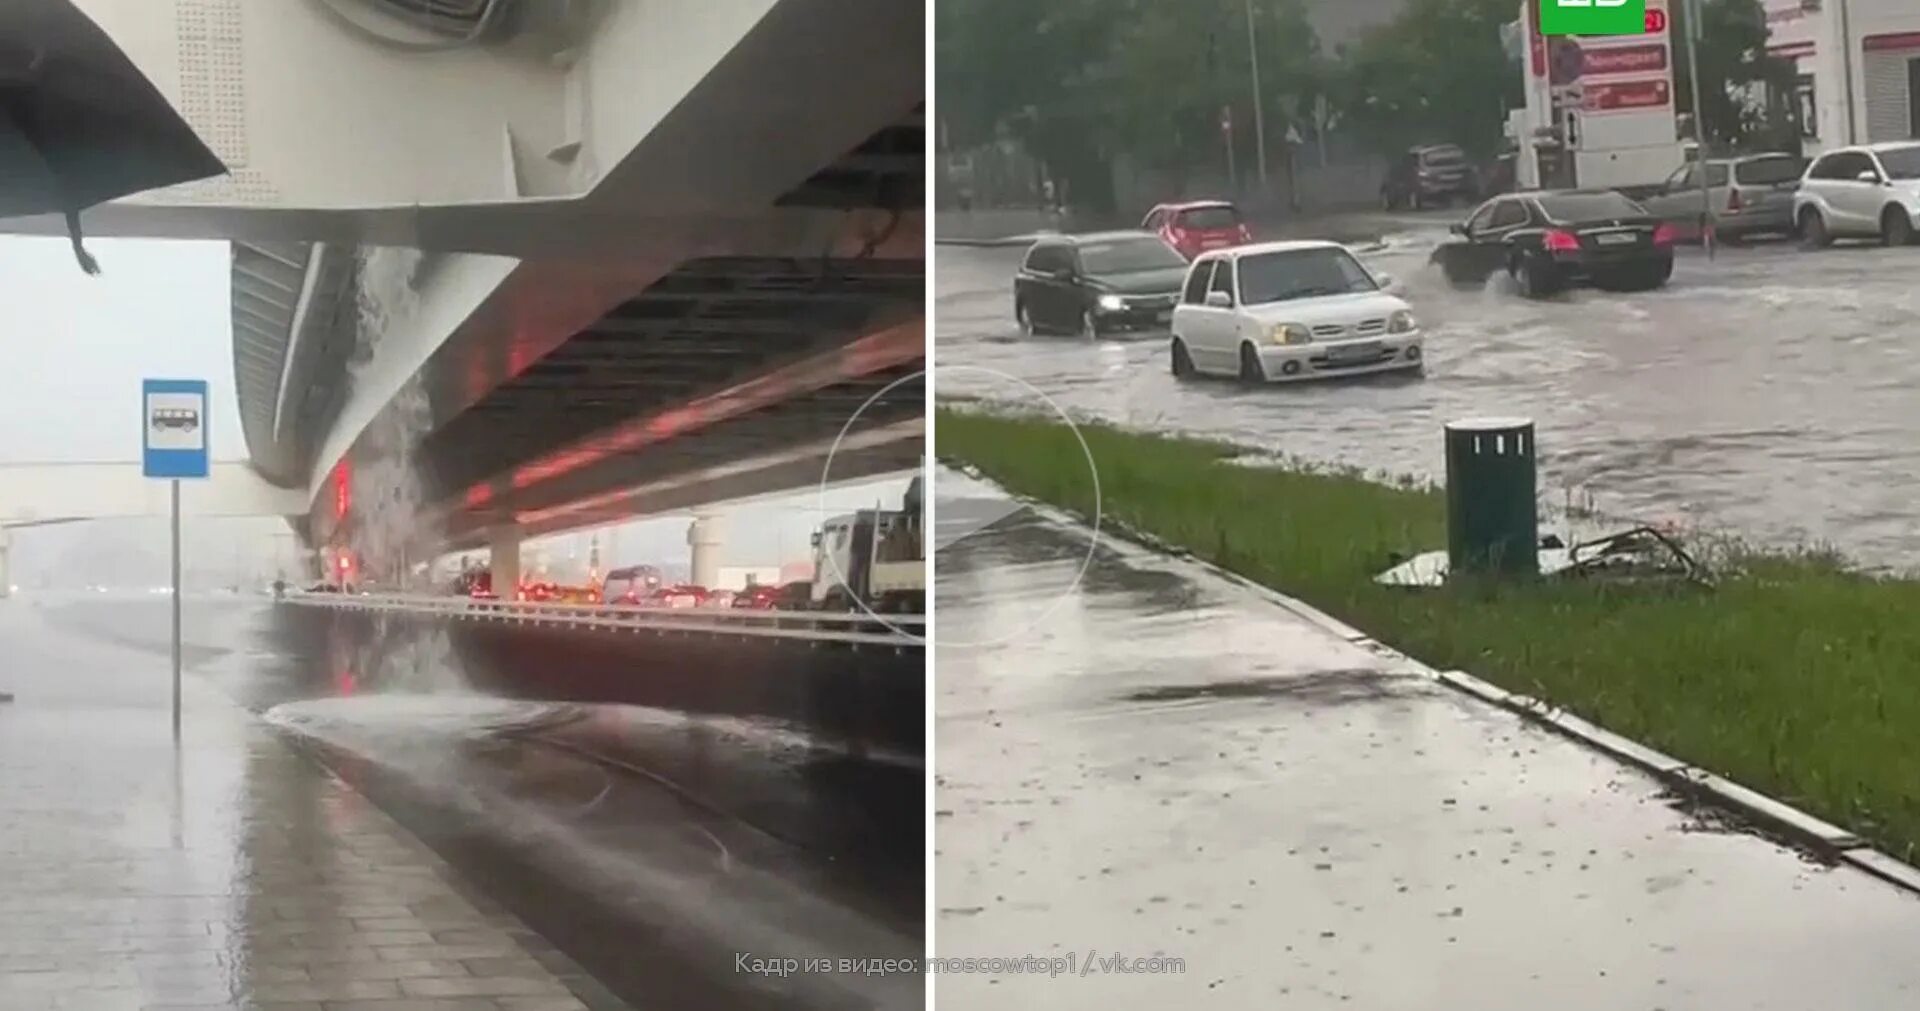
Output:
left=1538, top=0, right=1647, bottom=37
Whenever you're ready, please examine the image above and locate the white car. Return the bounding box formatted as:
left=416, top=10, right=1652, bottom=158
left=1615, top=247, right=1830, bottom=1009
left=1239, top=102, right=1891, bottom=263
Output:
left=1794, top=141, right=1920, bottom=247
left=1169, top=240, right=1423, bottom=383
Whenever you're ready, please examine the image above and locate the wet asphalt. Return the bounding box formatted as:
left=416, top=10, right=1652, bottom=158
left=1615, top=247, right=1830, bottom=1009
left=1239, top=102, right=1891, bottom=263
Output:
left=933, top=469, right=1920, bottom=1009
left=37, top=594, right=923, bottom=1010
left=939, top=218, right=1920, bottom=569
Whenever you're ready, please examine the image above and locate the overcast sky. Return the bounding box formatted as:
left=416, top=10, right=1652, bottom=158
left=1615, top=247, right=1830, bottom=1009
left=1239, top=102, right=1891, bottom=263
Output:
left=0, top=236, right=909, bottom=589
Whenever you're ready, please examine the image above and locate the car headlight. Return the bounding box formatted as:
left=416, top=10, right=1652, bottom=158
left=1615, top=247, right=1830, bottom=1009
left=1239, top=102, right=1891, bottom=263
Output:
left=1269, top=323, right=1312, bottom=345
left=1388, top=310, right=1418, bottom=334
left=1096, top=294, right=1126, bottom=312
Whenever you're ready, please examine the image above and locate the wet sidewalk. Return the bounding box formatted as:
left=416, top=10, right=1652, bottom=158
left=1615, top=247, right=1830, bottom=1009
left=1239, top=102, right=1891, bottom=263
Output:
left=0, top=600, right=612, bottom=1011
left=934, top=471, right=1920, bottom=1009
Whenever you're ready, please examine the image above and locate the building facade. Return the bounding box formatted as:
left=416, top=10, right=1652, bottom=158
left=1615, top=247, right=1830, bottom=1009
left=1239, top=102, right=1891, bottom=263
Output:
left=1772, top=0, right=1920, bottom=153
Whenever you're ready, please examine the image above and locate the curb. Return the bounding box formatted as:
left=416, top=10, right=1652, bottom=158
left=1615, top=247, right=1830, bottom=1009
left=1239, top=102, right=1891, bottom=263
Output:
left=941, top=463, right=1920, bottom=896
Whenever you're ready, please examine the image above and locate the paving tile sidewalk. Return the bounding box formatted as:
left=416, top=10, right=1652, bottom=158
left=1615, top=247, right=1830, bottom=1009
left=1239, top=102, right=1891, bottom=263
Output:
left=0, top=602, right=618, bottom=1011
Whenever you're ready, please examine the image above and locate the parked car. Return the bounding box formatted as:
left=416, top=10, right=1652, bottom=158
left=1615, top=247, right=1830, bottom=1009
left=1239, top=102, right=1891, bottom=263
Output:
left=1168, top=240, right=1423, bottom=384
left=1431, top=189, right=1675, bottom=298
left=1639, top=153, right=1804, bottom=242
left=1794, top=141, right=1920, bottom=247
left=1141, top=200, right=1253, bottom=260
left=1013, top=231, right=1189, bottom=338
left=1381, top=144, right=1482, bottom=210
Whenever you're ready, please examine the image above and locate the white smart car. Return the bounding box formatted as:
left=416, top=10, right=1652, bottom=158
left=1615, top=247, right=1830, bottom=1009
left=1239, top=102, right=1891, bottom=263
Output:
left=1169, top=240, right=1423, bottom=383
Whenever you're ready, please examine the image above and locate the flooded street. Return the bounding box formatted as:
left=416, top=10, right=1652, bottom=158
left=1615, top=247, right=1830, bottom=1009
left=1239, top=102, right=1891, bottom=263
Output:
left=933, top=470, right=1920, bottom=1009
left=938, top=224, right=1920, bottom=568
left=36, top=595, right=922, bottom=1010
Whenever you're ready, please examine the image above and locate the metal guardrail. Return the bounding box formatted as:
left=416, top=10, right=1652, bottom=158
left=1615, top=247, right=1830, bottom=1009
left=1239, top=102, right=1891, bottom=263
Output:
left=284, top=592, right=925, bottom=649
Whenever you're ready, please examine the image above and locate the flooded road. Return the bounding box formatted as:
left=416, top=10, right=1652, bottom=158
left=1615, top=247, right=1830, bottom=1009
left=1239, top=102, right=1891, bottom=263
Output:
left=938, top=225, right=1920, bottom=568
left=41, top=595, right=922, bottom=1010
left=933, top=470, right=1920, bottom=1009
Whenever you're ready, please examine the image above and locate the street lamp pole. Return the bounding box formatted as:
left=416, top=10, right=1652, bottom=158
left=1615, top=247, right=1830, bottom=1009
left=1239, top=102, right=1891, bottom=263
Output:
left=1682, top=0, right=1714, bottom=259
left=1244, top=0, right=1269, bottom=193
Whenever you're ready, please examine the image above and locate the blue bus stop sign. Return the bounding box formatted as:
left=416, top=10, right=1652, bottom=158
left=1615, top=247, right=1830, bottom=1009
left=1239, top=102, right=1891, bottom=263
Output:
left=142, top=378, right=209, bottom=479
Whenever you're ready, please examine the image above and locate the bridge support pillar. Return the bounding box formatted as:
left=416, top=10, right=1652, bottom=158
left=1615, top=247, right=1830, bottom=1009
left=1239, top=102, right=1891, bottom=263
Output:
left=489, top=527, right=522, bottom=596
left=688, top=514, right=724, bottom=590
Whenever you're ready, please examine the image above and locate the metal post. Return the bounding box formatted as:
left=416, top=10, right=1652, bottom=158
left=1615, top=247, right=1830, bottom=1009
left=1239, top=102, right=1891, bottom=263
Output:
left=1838, top=0, right=1857, bottom=146
left=1682, top=0, right=1714, bottom=259
left=170, top=479, right=181, bottom=742
left=1244, top=0, right=1268, bottom=192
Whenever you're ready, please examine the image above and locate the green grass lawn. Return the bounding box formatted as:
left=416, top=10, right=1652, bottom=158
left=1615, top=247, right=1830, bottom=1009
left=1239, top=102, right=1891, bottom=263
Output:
left=939, top=408, right=1920, bottom=859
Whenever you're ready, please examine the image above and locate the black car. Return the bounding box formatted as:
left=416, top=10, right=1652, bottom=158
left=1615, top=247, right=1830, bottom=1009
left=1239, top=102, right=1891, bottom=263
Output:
left=1013, top=231, right=1189, bottom=338
left=1382, top=144, right=1482, bottom=210
left=1431, top=189, right=1677, bottom=298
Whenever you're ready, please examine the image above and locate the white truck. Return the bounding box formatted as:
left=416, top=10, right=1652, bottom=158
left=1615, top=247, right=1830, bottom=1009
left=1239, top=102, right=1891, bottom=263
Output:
left=809, top=475, right=925, bottom=614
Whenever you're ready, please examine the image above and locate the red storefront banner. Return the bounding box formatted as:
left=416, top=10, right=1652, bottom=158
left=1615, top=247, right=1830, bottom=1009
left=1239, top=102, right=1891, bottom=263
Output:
left=1582, top=43, right=1668, bottom=76
left=1585, top=79, right=1671, bottom=112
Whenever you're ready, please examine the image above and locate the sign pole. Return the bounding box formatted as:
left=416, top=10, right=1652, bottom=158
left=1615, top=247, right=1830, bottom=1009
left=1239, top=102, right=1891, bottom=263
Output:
left=143, top=377, right=207, bottom=744
left=1243, top=0, right=1268, bottom=193
left=170, top=478, right=181, bottom=742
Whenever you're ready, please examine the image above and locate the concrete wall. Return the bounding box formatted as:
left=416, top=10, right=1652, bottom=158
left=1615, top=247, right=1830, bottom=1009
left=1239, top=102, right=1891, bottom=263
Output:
left=273, top=605, right=924, bottom=756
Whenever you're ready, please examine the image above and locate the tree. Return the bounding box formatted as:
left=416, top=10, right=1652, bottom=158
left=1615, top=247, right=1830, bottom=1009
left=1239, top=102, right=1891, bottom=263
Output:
left=1336, top=0, right=1523, bottom=159
left=1670, top=0, right=1799, bottom=152
left=1101, top=0, right=1320, bottom=174
left=935, top=0, right=1322, bottom=211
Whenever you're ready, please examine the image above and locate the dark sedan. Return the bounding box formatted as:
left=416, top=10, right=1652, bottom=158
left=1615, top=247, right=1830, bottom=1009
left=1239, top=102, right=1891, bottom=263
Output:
left=1431, top=189, right=1676, bottom=298
left=1013, top=231, right=1189, bottom=338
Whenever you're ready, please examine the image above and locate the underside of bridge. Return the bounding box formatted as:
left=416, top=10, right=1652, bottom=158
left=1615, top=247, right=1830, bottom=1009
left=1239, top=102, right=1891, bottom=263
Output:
left=421, top=253, right=923, bottom=548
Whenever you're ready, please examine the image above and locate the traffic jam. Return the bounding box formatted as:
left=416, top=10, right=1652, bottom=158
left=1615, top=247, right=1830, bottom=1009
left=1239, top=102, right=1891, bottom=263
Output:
left=428, top=478, right=926, bottom=614
left=1004, top=0, right=1920, bottom=388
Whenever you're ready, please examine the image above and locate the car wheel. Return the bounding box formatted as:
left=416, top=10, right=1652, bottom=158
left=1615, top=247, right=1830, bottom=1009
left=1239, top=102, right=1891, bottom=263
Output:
left=1078, top=308, right=1101, bottom=340
left=1884, top=207, right=1916, bottom=246
left=1170, top=338, right=1197, bottom=379
left=1511, top=253, right=1556, bottom=299
left=1015, top=300, right=1036, bottom=335
left=1237, top=343, right=1267, bottom=385
left=1799, top=207, right=1832, bottom=249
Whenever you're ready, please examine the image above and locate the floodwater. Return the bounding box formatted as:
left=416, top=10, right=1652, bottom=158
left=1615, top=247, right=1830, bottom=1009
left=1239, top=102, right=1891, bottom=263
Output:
left=933, top=472, right=1920, bottom=1009
left=39, top=595, right=922, bottom=1010
left=938, top=224, right=1920, bottom=568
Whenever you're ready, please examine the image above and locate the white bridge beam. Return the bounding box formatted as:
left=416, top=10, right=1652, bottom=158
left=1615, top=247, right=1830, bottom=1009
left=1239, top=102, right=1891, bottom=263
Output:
left=0, top=462, right=306, bottom=524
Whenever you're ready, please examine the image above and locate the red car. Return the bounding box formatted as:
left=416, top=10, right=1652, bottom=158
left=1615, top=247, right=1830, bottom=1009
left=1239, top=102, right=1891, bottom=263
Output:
left=1141, top=200, right=1253, bottom=260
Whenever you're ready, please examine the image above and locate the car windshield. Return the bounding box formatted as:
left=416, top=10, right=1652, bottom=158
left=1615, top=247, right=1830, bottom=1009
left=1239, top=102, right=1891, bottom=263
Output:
left=1537, top=191, right=1645, bottom=220
left=1078, top=237, right=1185, bottom=274
left=1236, top=248, right=1378, bottom=305
left=1736, top=156, right=1805, bottom=184
left=1176, top=206, right=1240, bottom=230
left=1420, top=147, right=1466, bottom=166
left=1878, top=146, right=1920, bottom=180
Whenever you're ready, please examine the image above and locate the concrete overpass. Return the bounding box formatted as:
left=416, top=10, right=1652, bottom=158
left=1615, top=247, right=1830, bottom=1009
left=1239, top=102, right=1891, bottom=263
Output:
left=11, top=0, right=925, bottom=582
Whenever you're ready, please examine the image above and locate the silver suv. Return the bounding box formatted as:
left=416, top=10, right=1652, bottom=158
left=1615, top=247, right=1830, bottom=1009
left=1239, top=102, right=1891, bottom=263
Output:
left=1794, top=142, right=1920, bottom=247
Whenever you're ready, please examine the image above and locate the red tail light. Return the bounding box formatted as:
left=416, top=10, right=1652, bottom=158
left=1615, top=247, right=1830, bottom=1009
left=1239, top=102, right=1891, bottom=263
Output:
left=1726, top=188, right=1742, bottom=212
left=1653, top=223, right=1679, bottom=247
left=1543, top=229, right=1581, bottom=252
